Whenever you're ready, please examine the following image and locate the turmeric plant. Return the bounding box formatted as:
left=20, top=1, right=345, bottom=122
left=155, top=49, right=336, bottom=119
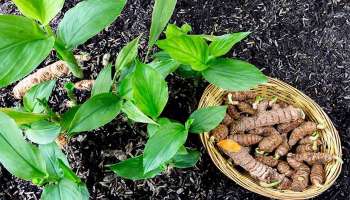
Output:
left=0, top=0, right=127, bottom=88
left=104, top=0, right=268, bottom=181
left=1, top=0, right=269, bottom=194
left=0, top=112, right=88, bottom=200
left=154, top=24, right=267, bottom=91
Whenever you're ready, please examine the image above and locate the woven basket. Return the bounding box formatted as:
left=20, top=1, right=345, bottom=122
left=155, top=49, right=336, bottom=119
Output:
left=198, top=78, right=342, bottom=199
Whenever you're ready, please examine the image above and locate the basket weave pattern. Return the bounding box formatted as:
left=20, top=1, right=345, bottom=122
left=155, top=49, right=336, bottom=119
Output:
left=198, top=78, right=342, bottom=199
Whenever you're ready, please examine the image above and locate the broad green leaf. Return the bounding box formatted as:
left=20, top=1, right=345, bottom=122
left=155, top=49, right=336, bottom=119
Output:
left=54, top=41, right=83, bottom=78
left=57, top=0, right=127, bottom=49
left=25, top=121, right=61, bottom=144
left=0, top=112, right=46, bottom=181
left=176, top=146, right=188, bottom=155
left=164, top=23, right=192, bottom=38
left=152, top=51, right=172, bottom=60
left=171, top=149, right=200, bottom=168
left=157, top=35, right=209, bottom=71
left=91, top=64, right=113, bottom=96
left=41, top=179, right=87, bottom=200
left=147, top=118, right=172, bottom=138
left=117, top=75, right=133, bottom=100
left=23, top=80, right=56, bottom=113
left=148, top=52, right=180, bottom=77
left=77, top=184, right=90, bottom=200
left=209, top=32, right=250, bottom=57
left=108, top=155, right=165, bottom=180
left=39, top=143, right=68, bottom=180
left=132, top=62, right=168, bottom=119
left=57, top=159, right=82, bottom=184
left=115, top=35, right=141, bottom=72
left=67, top=93, right=122, bottom=134
left=143, top=121, right=188, bottom=173
left=60, top=106, right=80, bottom=131
left=188, top=106, right=227, bottom=133
left=12, top=0, right=64, bottom=25
left=202, top=58, right=267, bottom=91
left=0, top=108, right=48, bottom=125
left=151, top=51, right=196, bottom=78
left=121, top=101, right=157, bottom=124
left=148, top=0, right=177, bottom=50
left=198, top=34, right=217, bottom=41
left=180, top=24, right=192, bottom=34
left=176, top=64, right=201, bottom=78
left=56, top=159, right=90, bottom=199
left=185, top=118, right=194, bottom=130
left=0, top=15, right=54, bottom=88
left=148, top=59, right=179, bottom=78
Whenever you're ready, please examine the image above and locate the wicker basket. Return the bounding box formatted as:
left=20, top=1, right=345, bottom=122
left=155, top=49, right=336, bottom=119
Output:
left=198, top=78, right=342, bottom=199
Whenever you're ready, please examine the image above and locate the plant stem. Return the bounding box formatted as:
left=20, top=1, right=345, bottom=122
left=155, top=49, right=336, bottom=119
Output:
left=111, top=71, right=120, bottom=94
left=54, top=42, right=84, bottom=78
left=44, top=25, right=54, bottom=37
left=144, top=47, right=151, bottom=63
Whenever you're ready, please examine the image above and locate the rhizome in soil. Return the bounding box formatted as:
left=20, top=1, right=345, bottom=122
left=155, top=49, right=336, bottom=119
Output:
left=0, top=0, right=349, bottom=199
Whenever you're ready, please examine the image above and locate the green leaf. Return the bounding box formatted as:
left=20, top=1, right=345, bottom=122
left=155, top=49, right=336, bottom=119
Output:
left=0, top=108, right=48, bottom=125
left=25, top=121, right=61, bottom=144
left=148, top=60, right=179, bottom=78
left=41, top=179, right=88, bottom=200
left=39, top=143, right=86, bottom=199
left=164, top=23, right=192, bottom=38
left=132, top=62, right=168, bottom=119
left=171, top=149, right=200, bottom=168
left=0, top=112, right=46, bottom=181
left=57, top=0, right=127, bottom=49
left=121, top=101, right=157, bottom=124
left=77, top=184, right=90, bottom=200
left=143, top=121, right=188, bottom=173
left=12, top=0, right=64, bottom=25
left=202, top=58, right=267, bottom=91
left=57, top=159, right=82, bottom=184
left=39, top=142, right=68, bottom=180
left=176, top=64, right=201, bottom=78
left=54, top=41, right=83, bottom=78
left=115, top=35, right=141, bottom=72
left=199, top=35, right=217, bottom=42
left=188, top=106, right=227, bottom=133
left=148, top=0, right=177, bottom=50
left=148, top=52, right=180, bottom=78
left=108, top=155, right=165, bottom=180
left=23, top=80, right=56, bottom=113
left=0, top=15, right=54, bottom=88
left=180, top=24, right=192, bottom=34
left=157, top=35, right=209, bottom=71
left=117, top=75, right=133, bottom=100
left=147, top=118, right=172, bottom=138
left=176, top=146, right=188, bottom=155
left=60, top=106, right=80, bottom=131
left=67, top=93, right=122, bottom=135
left=209, top=32, right=250, bottom=57
left=91, top=64, right=113, bottom=96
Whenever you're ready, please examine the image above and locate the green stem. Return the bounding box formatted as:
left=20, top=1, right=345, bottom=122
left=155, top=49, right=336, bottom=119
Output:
left=54, top=42, right=84, bottom=78
left=111, top=71, right=120, bottom=94
left=144, top=47, right=151, bottom=63
left=44, top=25, right=54, bottom=37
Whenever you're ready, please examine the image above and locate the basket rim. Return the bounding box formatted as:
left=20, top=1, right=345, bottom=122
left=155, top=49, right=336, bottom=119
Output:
left=198, top=77, right=342, bottom=200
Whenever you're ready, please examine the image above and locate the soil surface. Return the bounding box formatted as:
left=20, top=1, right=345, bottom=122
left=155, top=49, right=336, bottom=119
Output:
left=1, top=0, right=350, bottom=199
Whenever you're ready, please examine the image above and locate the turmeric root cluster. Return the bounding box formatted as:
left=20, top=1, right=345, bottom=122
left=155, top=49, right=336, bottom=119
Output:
left=210, top=91, right=339, bottom=192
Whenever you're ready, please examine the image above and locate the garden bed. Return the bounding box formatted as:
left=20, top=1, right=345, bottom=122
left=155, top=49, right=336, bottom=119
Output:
left=0, top=0, right=349, bottom=199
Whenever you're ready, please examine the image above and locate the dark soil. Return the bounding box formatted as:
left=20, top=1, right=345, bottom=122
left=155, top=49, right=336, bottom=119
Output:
left=1, top=0, right=350, bottom=199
